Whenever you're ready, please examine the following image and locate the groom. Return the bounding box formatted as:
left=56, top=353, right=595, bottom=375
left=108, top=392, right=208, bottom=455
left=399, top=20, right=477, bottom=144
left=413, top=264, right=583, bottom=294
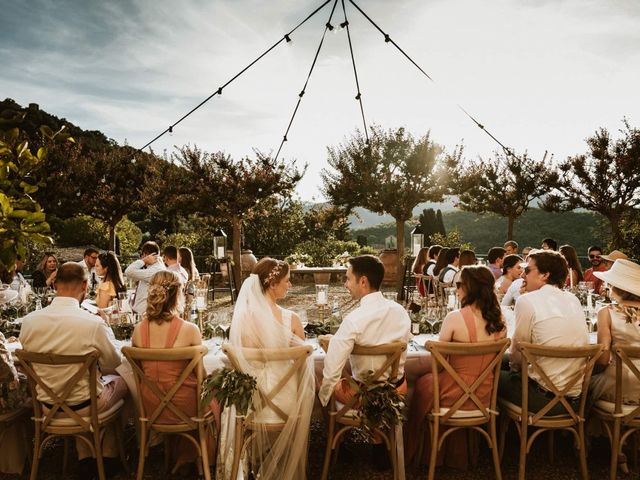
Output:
left=319, top=255, right=411, bottom=468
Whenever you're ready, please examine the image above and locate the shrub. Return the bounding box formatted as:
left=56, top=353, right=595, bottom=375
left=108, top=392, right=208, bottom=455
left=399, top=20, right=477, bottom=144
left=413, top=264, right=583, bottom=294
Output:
left=294, top=238, right=377, bottom=267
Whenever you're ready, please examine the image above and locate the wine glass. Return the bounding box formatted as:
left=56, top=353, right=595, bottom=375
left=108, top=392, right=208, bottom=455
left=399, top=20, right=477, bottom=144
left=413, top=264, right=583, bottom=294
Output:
left=298, top=310, right=309, bottom=330
left=218, top=313, right=231, bottom=340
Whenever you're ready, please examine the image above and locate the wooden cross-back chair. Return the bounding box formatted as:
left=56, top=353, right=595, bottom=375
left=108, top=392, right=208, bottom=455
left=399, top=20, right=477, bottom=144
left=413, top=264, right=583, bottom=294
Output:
left=121, top=345, right=216, bottom=480
left=222, top=344, right=313, bottom=480
left=16, top=349, right=126, bottom=480
left=0, top=402, right=32, bottom=474
left=321, top=341, right=407, bottom=480
left=591, top=344, right=640, bottom=480
left=422, top=338, right=510, bottom=480
left=498, top=342, right=603, bottom=480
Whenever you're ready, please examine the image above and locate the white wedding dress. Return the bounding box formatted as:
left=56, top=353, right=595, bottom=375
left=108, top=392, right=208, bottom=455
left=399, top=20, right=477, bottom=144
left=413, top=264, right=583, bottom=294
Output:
left=216, top=275, right=314, bottom=480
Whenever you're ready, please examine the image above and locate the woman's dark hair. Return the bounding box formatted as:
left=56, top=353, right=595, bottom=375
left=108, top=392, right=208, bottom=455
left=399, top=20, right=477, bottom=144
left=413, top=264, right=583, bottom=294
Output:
left=527, top=249, right=569, bottom=288
left=502, top=254, right=523, bottom=275
left=428, top=244, right=443, bottom=260
left=458, top=250, right=476, bottom=268
left=178, top=247, right=199, bottom=282
left=253, top=257, right=290, bottom=293
left=541, top=237, right=558, bottom=251
left=560, top=244, right=584, bottom=283
left=432, top=248, right=449, bottom=276
left=459, top=265, right=505, bottom=335
left=412, top=247, right=430, bottom=274
left=97, top=251, right=125, bottom=293
left=348, top=255, right=385, bottom=290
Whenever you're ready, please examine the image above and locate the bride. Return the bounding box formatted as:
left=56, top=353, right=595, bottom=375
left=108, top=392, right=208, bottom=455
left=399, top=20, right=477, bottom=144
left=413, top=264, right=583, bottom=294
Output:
left=217, top=258, right=314, bottom=480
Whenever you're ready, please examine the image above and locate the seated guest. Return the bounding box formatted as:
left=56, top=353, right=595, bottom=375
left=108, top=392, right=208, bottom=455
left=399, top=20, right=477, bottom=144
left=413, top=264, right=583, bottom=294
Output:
left=486, top=247, right=506, bottom=280
left=406, top=266, right=507, bottom=465
left=424, top=245, right=442, bottom=277
left=560, top=244, right=583, bottom=287
left=504, top=240, right=519, bottom=255
left=432, top=247, right=449, bottom=280
left=600, top=250, right=629, bottom=268
left=131, top=271, right=220, bottom=476
left=412, top=247, right=430, bottom=297
left=499, top=250, right=589, bottom=414
left=583, top=245, right=607, bottom=294
left=178, top=247, right=200, bottom=283
left=438, top=247, right=460, bottom=286
left=163, top=245, right=188, bottom=284
left=31, top=252, right=58, bottom=289
left=521, top=246, right=533, bottom=259
left=77, top=248, right=99, bottom=291
left=453, top=249, right=476, bottom=284
left=541, top=237, right=558, bottom=251
left=19, top=263, right=127, bottom=470
left=125, top=241, right=166, bottom=315
left=10, top=255, right=27, bottom=291
left=590, top=260, right=640, bottom=402
left=95, top=251, right=126, bottom=310
left=319, top=255, right=411, bottom=470
left=495, top=254, right=523, bottom=294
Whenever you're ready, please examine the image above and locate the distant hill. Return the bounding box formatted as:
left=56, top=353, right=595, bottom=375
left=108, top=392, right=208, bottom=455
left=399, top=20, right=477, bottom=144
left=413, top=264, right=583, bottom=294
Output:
left=348, top=201, right=457, bottom=228
left=350, top=208, right=608, bottom=256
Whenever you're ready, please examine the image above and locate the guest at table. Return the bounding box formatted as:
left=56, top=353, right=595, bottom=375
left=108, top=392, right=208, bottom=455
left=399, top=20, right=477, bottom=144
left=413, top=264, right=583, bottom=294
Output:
left=432, top=247, right=449, bottom=279
left=131, top=270, right=219, bottom=476
left=124, top=241, right=166, bottom=315
left=424, top=245, right=442, bottom=278
left=95, top=251, right=125, bottom=310
left=583, top=245, right=607, bottom=294
left=590, top=259, right=640, bottom=402
left=600, top=249, right=629, bottom=268
left=438, top=247, right=460, bottom=286
left=31, top=252, right=58, bottom=289
left=406, top=265, right=507, bottom=467
left=486, top=246, right=506, bottom=280
left=163, top=245, right=188, bottom=284
left=412, top=247, right=430, bottom=297
left=495, top=254, right=523, bottom=295
left=218, top=258, right=313, bottom=479
left=178, top=247, right=200, bottom=282
left=10, top=255, right=27, bottom=291
left=452, top=249, right=476, bottom=284
left=77, top=247, right=99, bottom=292
left=560, top=244, right=583, bottom=287
left=521, top=246, right=533, bottom=259
left=541, top=237, right=558, bottom=251
left=499, top=250, right=589, bottom=414
left=504, top=240, right=519, bottom=255
left=319, top=255, right=411, bottom=470
left=19, top=262, right=127, bottom=474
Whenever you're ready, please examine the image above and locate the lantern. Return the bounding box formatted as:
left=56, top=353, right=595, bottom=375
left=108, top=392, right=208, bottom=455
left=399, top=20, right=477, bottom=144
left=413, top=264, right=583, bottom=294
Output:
left=213, top=228, right=227, bottom=259
left=410, top=224, right=424, bottom=256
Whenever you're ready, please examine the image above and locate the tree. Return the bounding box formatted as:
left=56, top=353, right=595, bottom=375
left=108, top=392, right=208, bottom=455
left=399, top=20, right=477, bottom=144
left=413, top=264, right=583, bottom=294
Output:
left=0, top=108, right=78, bottom=270
left=541, top=120, right=640, bottom=248
left=176, top=146, right=304, bottom=287
left=418, top=208, right=438, bottom=245
left=436, top=209, right=446, bottom=237
left=322, top=125, right=446, bottom=288
left=449, top=150, right=557, bottom=240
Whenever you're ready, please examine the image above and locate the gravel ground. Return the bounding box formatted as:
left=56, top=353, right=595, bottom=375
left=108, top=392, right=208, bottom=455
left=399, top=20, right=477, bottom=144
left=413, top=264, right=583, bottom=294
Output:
left=1, top=283, right=634, bottom=479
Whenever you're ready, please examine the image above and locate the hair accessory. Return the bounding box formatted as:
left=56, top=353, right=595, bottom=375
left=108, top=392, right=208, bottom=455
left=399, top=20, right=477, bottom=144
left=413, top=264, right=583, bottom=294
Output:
left=160, top=281, right=175, bottom=292
left=264, top=262, right=283, bottom=286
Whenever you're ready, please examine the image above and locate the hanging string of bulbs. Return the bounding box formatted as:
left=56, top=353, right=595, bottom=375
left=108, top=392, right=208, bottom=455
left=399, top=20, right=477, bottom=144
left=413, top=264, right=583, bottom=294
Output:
left=138, top=0, right=518, bottom=162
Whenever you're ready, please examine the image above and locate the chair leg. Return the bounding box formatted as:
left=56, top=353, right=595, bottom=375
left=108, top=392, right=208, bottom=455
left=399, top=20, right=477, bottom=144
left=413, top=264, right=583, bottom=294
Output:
left=29, top=428, right=42, bottom=480
left=498, top=414, right=508, bottom=461
left=578, top=423, right=589, bottom=480
left=610, top=420, right=621, bottom=480
left=62, top=437, right=69, bottom=476
left=428, top=421, right=439, bottom=480
left=321, top=416, right=335, bottom=480
left=94, top=427, right=106, bottom=480
left=548, top=430, right=554, bottom=463
left=632, top=431, right=638, bottom=472
left=518, top=425, right=527, bottom=480
left=388, top=427, right=397, bottom=480
left=229, top=418, right=244, bottom=480
left=490, top=417, right=503, bottom=480
left=199, top=424, right=211, bottom=480
left=164, top=435, right=171, bottom=473
left=136, top=425, right=147, bottom=480
left=114, top=419, right=129, bottom=475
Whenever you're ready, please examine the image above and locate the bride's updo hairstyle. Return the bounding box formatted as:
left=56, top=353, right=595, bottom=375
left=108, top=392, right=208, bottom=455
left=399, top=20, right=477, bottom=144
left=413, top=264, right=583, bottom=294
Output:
left=253, top=257, right=290, bottom=293
left=146, top=271, right=183, bottom=324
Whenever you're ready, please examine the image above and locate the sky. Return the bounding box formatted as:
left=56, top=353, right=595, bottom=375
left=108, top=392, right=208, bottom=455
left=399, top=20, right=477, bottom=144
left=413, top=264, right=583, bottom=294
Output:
left=1, top=0, right=639, bottom=202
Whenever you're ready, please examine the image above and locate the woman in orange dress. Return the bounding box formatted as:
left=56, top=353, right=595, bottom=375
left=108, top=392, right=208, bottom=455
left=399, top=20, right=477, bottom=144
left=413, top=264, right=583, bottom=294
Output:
left=406, top=265, right=507, bottom=467
left=131, top=270, right=220, bottom=475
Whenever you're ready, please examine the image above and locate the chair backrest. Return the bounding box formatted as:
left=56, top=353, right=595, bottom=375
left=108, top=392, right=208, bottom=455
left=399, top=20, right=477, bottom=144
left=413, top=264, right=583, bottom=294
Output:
left=121, top=345, right=207, bottom=429
left=613, top=344, right=640, bottom=421
left=516, top=342, right=603, bottom=424
left=427, top=339, right=510, bottom=423
left=16, top=349, right=100, bottom=431
left=222, top=344, right=313, bottom=424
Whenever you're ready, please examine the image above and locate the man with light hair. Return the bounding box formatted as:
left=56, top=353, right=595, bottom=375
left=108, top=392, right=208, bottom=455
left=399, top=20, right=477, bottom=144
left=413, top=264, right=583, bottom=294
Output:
left=504, top=240, right=518, bottom=255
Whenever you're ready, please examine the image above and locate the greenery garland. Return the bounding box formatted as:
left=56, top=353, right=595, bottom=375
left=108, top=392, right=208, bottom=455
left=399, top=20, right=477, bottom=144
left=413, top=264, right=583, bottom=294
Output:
left=201, top=367, right=257, bottom=416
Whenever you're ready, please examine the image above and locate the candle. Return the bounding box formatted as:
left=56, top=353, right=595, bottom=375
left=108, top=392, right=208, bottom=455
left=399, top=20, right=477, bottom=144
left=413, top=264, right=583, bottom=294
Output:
left=447, top=292, right=456, bottom=309
left=587, top=293, right=593, bottom=311
left=569, top=268, right=574, bottom=288
left=217, top=246, right=225, bottom=258
left=317, top=291, right=327, bottom=305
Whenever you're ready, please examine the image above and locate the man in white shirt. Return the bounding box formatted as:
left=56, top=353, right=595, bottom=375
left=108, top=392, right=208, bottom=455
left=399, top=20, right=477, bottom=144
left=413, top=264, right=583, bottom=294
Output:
left=19, top=262, right=127, bottom=467
left=77, top=248, right=100, bottom=291
left=319, top=255, right=410, bottom=468
left=499, top=249, right=589, bottom=414
left=163, top=245, right=188, bottom=284
left=125, top=241, right=166, bottom=315
left=438, top=247, right=460, bottom=285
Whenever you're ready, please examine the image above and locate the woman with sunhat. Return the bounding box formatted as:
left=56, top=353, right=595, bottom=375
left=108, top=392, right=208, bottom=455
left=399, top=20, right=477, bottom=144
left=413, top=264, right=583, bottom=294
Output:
left=590, top=259, right=640, bottom=403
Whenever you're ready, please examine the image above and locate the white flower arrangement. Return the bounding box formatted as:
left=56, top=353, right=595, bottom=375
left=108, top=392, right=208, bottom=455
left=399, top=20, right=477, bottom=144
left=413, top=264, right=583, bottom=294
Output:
left=284, top=252, right=312, bottom=267
left=332, top=251, right=352, bottom=267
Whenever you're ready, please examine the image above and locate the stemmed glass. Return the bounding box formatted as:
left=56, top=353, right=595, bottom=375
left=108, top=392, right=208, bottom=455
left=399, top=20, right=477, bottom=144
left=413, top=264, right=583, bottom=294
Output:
left=218, top=313, right=231, bottom=341
left=298, top=310, right=309, bottom=331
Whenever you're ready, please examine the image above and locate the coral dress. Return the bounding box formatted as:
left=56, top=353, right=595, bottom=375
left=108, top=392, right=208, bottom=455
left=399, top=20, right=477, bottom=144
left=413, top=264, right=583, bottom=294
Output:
left=406, top=307, right=503, bottom=467
left=140, top=316, right=220, bottom=468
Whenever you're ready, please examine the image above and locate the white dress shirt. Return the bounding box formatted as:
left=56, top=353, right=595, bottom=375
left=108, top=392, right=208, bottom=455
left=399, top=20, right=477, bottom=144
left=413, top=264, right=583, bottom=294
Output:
left=167, top=263, right=188, bottom=284
left=441, top=264, right=459, bottom=284
left=319, top=291, right=411, bottom=406
left=19, top=296, right=122, bottom=405
left=501, top=278, right=524, bottom=306
left=124, top=259, right=166, bottom=314
left=511, top=284, right=589, bottom=397
left=77, top=259, right=100, bottom=289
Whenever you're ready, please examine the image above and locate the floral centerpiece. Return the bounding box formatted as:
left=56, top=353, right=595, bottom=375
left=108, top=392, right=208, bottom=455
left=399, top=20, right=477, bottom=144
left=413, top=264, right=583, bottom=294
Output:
left=284, top=253, right=312, bottom=268
left=332, top=251, right=352, bottom=267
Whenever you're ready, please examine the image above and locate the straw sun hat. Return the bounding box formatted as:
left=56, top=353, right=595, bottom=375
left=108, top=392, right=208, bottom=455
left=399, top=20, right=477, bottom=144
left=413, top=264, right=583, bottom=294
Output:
left=594, top=259, right=640, bottom=297
left=600, top=250, right=629, bottom=262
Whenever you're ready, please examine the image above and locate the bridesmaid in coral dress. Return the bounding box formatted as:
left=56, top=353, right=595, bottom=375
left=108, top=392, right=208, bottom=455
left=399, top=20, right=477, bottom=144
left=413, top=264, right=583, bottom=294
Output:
left=406, top=265, right=507, bottom=468
left=131, top=270, right=221, bottom=475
